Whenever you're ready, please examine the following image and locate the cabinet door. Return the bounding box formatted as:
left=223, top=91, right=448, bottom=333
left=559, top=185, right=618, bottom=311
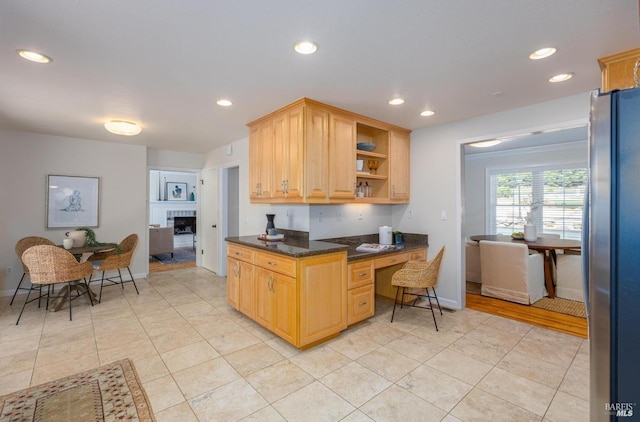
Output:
left=226, top=257, right=240, bottom=309
left=238, top=261, right=255, bottom=318
left=272, top=112, right=288, bottom=198
left=285, top=106, right=304, bottom=199
left=273, top=273, right=297, bottom=344
left=299, top=253, right=347, bottom=346
left=389, top=130, right=410, bottom=201
left=328, top=112, right=356, bottom=199
left=599, top=48, right=640, bottom=92
left=249, top=121, right=273, bottom=200
left=305, top=105, right=330, bottom=201
left=254, top=267, right=274, bottom=329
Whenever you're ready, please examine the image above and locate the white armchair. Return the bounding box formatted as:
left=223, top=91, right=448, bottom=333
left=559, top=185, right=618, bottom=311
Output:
left=479, top=240, right=546, bottom=305
left=465, top=240, right=481, bottom=283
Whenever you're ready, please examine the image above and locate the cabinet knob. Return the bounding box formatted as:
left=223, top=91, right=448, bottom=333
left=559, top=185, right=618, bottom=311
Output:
left=359, top=301, right=368, bottom=306
left=267, top=261, right=277, bottom=266
left=358, top=273, right=367, bottom=277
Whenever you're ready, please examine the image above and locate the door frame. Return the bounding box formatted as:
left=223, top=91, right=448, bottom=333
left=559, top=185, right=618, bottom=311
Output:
left=218, top=161, right=240, bottom=277
left=147, top=166, right=201, bottom=272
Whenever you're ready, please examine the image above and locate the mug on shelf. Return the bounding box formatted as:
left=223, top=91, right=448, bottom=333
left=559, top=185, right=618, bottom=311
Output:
left=356, top=159, right=364, bottom=172
left=62, top=238, right=73, bottom=249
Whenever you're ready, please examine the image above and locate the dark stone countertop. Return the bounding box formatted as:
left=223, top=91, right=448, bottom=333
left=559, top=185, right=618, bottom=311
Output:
left=225, top=231, right=428, bottom=261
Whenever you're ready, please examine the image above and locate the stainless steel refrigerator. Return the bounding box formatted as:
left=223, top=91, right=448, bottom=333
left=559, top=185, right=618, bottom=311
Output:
left=588, top=87, right=640, bottom=420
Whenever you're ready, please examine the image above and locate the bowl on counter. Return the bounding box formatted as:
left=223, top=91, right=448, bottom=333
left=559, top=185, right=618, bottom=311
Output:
left=357, top=142, right=376, bottom=152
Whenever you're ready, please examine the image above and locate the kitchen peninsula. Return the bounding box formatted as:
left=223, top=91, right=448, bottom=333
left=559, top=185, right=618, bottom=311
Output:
left=226, top=231, right=428, bottom=348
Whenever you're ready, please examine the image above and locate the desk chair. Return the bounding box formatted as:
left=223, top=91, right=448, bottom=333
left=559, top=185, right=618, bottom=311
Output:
left=390, top=246, right=445, bottom=331
left=11, top=236, right=56, bottom=306
left=17, top=245, right=94, bottom=324
left=88, top=234, right=139, bottom=302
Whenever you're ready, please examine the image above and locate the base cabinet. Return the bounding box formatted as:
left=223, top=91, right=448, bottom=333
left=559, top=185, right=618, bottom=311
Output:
left=255, top=267, right=297, bottom=344
left=227, top=244, right=346, bottom=348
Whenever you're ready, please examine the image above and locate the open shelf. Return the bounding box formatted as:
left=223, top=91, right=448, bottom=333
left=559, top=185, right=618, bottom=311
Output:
left=356, top=150, right=387, bottom=159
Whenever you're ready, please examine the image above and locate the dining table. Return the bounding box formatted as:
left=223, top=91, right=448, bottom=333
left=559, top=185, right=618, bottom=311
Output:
left=50, top=243, right=117, bottom=311
left=469, top=234, right=581, bottom=299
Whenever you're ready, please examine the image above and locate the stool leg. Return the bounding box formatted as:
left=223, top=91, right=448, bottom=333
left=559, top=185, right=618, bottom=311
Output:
left=16, top=286, right=34, bottom=325
left=432, top=287, right=442, bottom=315
left=9, top=273, right=27, bottom=305
left=426, top=287, right=438, bottom=331
left=391, top=287, right=401, bottom=323
left=127, top=267, right=139, bottom=295
left=68, top=282, right=73, bottom=321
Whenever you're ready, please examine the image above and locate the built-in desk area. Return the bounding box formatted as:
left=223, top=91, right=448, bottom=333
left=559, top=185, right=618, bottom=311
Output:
left=225, top=231, right=428, bottom=348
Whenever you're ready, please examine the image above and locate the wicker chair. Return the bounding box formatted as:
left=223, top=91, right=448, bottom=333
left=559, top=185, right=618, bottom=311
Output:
left=17, top=245, right=94, bottom=324
left=390, top=246, right=445, bottom=331
left=88, top=234, right=139, bottom=303
left=11, top=236, right=56, bottom=306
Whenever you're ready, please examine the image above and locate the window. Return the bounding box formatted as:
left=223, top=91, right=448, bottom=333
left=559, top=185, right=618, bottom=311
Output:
left=488, top=165, right=587, bottom=240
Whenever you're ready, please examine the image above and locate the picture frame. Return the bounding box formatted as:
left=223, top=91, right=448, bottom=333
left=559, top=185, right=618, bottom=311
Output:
left=46, top=175, right=100, bottom=228
left=166, top=182, right=188, bottom=201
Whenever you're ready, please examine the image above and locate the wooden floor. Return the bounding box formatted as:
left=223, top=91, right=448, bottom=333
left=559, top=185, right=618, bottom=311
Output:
left=466, top=293, right=588, bottom=339
left=148, top=260, right=195, bottom=273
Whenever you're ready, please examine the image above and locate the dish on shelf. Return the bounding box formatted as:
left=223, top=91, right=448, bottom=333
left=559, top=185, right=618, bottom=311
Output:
left=357, top=142, right=376, bottom=152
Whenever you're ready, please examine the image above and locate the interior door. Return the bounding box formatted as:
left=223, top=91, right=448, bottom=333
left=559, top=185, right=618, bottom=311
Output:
left=201, top=167, right=219, bottom=273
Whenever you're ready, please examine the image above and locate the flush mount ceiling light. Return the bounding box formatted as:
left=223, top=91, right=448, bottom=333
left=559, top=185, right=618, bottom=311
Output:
left=216, top=99, right=232, bottom=107
left=529, top=47, right=557, bottom=60
left=548, top=72, right=574, bottom=83
left=104, top=120, right=142, bottom=136
left=388, top=98, right=404, bottom=105
left=468, top=140, right=502, bottom=148
left=16, top=49, right=52, bottom=63
left=294, top=41, right=318, bottom=55
left=420, top=110, right=436, bottom=117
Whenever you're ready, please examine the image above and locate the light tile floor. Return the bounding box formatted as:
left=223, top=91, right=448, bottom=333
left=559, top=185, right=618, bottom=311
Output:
left=0, top=268, right=589, bottom=421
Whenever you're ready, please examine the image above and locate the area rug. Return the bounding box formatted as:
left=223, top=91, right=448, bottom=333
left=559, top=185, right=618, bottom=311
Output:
left=151, top=246, right=195, bottom=264
left=466, top=281, right=586, bottom=318
left=0, top=359, right=155, bottom=422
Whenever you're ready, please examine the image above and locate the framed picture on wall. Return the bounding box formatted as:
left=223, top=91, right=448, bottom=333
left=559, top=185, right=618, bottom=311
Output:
left=166, top=182, right=188, bottom=201
left=46, top=175, right=100, bottom=228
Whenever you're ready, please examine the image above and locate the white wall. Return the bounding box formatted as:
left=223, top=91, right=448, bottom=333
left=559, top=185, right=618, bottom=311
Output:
left=394, top=91, right=592, bottom=309
left=464, top=141, right=588, bottom=238
left=0, top=129, right=148, bottom=296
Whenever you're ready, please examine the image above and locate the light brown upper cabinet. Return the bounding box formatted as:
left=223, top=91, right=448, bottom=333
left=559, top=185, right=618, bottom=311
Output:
left=598, top=48, right=640, bottom=92
left=247, top=98, right=411, bottom=204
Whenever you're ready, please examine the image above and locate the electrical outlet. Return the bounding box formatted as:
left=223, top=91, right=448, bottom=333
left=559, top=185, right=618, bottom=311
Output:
left=336, top=211, right=342, bottom=221
left=6, top=266, right=13, bottom=275
left=358, top=212, right=363, bottom=220
left=441, top=210, right=447, bottom=220
left=408, top=210, right=414, bottom=219
left=318, top=211, right=323, bottom=222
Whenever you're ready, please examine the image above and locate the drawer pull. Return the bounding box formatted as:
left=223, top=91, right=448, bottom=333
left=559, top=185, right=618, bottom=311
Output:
left=235, top=252, right=241, bottom=256
left=358, top=272, right=367, bottom=277
left=267, top=261, right=278, bottom=266
left=358, top=301, right=368, bottom=306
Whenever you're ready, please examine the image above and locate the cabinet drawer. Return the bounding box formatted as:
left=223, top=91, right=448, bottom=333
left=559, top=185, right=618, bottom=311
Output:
left=227, top=244, right=254, bottom=263
left=347, top=284, right=375, bottom=325
left=409, top=248, right=427, bottom=261
left=374, top=252, right=409, bottom=269
left=255, top=252, right=297, bottom=277
left=348, top=260, right=374, bottom=290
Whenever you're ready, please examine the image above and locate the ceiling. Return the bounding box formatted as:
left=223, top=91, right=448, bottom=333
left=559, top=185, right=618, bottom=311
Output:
left=1, top=1, right=638, bottom=153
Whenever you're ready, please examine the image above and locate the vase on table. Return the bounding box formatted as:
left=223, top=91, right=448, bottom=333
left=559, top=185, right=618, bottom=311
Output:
left=524, top=223, right=537, bottom=241
left=265, top=214, right=276, bottom=235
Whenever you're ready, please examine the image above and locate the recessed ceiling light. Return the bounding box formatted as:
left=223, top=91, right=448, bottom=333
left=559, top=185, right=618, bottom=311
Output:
left=548, top=72, right=574, bottom=83
left=529, top=47, right=557, bottom=60
left=16, top=49, right=52, bottom=63
left=388, top=98, right=404, bottom=105
left=294, top=41, right=318, bottom=55
left=216, top=99, right=232, bottom=107
left=469, top=140, right=502, bottom=148
left=104, top=120, right=142, bottom=136
left=420, top=110, right=436, bottom=117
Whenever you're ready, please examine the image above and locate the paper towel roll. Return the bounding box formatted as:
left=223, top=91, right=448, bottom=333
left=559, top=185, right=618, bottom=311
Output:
left=379, top=226, right=393, bottom=245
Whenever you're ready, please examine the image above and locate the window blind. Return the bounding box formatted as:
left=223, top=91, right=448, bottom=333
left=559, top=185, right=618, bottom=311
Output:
left=488, top=165, right=586, bottom=240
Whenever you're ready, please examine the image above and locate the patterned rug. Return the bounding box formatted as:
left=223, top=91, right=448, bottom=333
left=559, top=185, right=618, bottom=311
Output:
left=466, top=281, right=586, bottom=319
left=0, top=359, right=155, bottom=421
